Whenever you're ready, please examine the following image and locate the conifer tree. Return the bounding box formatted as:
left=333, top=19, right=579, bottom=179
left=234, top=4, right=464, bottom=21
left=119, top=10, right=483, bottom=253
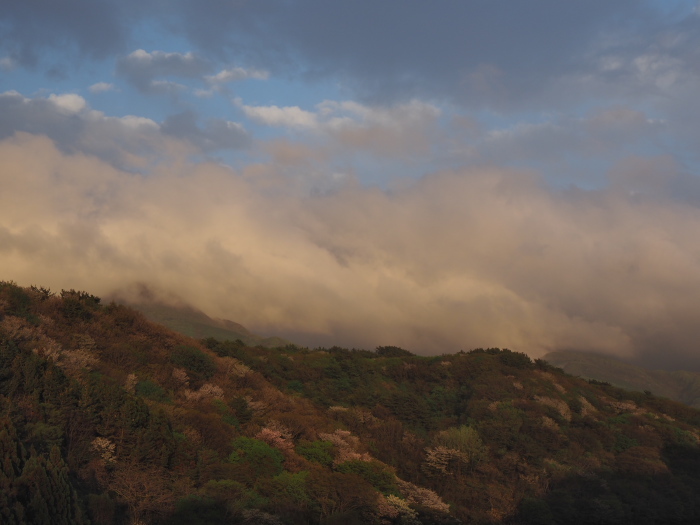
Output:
left=0, top=416, right=26, bottom=524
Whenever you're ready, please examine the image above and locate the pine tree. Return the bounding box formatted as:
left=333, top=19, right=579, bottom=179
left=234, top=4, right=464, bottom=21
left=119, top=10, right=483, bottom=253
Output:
left=14, top=448, right=87, bottom=525
left=0, top=415, right=27, bottom=524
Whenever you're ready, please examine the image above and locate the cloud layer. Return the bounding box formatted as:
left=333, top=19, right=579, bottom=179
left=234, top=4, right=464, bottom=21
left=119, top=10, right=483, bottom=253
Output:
left=3, top=132, right=700, bottom=368
left=3, top=2, right=700, bottom=371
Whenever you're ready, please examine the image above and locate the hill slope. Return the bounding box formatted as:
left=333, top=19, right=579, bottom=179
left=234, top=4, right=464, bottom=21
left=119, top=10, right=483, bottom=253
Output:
left=2, top=281, right=700, bottom=525
left=127, top=301, right=290, bottom=348
left=543, top=350, right=700, bottom=409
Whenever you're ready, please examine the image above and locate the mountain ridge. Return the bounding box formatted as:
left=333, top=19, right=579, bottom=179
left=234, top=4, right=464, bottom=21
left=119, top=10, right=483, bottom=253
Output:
left=543, top=350, right=700, bottom=409
left=123, top=301, right=291, bottom=349
left=2, top=280, right=700, bottom=524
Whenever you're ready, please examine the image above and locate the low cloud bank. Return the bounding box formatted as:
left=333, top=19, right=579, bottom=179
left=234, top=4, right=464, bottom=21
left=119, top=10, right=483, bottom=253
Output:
left=2, top=132, right=700, bottom=369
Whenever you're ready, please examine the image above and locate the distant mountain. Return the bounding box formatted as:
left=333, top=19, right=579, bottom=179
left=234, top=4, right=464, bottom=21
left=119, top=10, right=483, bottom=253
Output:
left=543, top=350, right=700, bottom=409
left=127, top=301, right=291, bottom=348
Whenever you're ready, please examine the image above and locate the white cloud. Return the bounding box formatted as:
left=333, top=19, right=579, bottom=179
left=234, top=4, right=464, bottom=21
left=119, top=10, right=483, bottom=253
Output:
left=89, top=82, right=115, bottom=94
left=243, top=99, right=441, bottom=134
left=5, top=132, right=700, bottom=368
left=241, top=99, right=442, bottom=157
left=242, top=104, right=319, bottom=129
left=0, top=91, right=249, bottom=171
left=205, top=66, right=269, bottom=85
left=111, top=115, right=159, bottom=130
left=48, top=93, right=87, bottom=114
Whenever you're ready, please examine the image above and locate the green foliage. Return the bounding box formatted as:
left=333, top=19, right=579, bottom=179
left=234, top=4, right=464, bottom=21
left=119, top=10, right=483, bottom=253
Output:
left=135, top=379, right=171, bottom=403
left=25, top=423, right=64, bottom=451
left=0, top=443, right=88, bottom=525
left=477, top=402, right=526, bottom=452
left=376, top=345, right=414, bottom=357
left=60, top=289, right=101, bottom=321
left=432, top=425, right=487, bottom=466
left=229, top=437, right=285, bottom=479
left=0, top=281, right=39, bottom=324
left=265, top=471, right=311, bottom=505
left=336, top=460, right=397, bottom=495
left=7, top=283, right=700, bottom=525
left=287, top=379, right=304, bottom=392
left=203, top=337, right=246, bottom=358
left=170, top=345, right=216, bottom=380
left=306, top=468, right=378, bottom=522
left=384, top=389, right=433, bottom=428
left=496, top=349, right=533, bottom=369
left=212, top=399, right=240, bottom=428
left=202, top=478, right=247, bottom=500
left=29, top=285, right=55, bottom=301
left=613, top=434, right=639, bottom=453
left=671, top=427, right=699, bottom=447
left=296, top=440, right=334, bottom=467
left=230, top=396, right=253, bottom=425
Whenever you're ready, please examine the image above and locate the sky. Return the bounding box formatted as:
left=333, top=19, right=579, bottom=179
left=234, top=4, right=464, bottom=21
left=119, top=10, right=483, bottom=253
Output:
left=3, top=1, right=700, bottom=369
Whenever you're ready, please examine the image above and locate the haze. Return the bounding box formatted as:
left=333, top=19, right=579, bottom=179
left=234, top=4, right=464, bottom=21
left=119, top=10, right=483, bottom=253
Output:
left=2, top=1, right=700, bottom=369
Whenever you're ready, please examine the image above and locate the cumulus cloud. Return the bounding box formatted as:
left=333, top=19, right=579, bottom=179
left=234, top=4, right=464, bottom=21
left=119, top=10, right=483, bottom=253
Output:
left=4, top=1, right=700, bottom=374
left=205, top=67, right=269, bottom=85
left=4, top=132, right=700, bottom=370
left=196, top=66, right=269, bottom=97
left=0, top=90, right=166, bottom=169
left=0, top=91, right=249, bottom=169
left=242, top=99, right=442, bottom=157
left=242, top=104, right=319, bottom=129
left=47, top=93, right=87, bottom=115
left=116, top=49, right=212, bottom=94
left=89, top=82, right=115, bottom=94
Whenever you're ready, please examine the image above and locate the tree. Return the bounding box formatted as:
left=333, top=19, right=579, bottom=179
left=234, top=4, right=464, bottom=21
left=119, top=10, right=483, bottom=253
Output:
left=15, top=447, right=87, bottom=525
left=228, top=437, right=285, bottom=483
left=170, top=345, right=216, bottom=382
left=108, top=462, right=175, bottom=525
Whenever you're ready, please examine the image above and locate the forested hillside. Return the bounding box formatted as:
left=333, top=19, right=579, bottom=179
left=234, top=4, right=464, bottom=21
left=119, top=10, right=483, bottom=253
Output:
left=2, top=281, right=700, bottom=524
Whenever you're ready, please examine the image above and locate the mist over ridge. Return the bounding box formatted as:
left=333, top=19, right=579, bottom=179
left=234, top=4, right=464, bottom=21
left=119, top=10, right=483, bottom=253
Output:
left=3, top=1, right=700, bottom=371
left=3, top=132, right=700, bottom=370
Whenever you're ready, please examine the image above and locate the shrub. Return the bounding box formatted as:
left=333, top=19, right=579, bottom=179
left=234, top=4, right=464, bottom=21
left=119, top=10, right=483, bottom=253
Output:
left=497, top=349, right=533, bottom=369
left=376, top=346, right=414, bottom=357
left=0, top=282, right=38, bottom=324
left=336, top=460, right=398, bottom=495
left=170, top=345, right=216, bottom=380
left=262, top=471, right=311, bottom=505
left=60, top=289, right=101, bottom=321
left=229, top=437, right=285, bottom=478
left=135, top=380, right=171, bottom=403
left=296, top=440, right=334, bottom=467
left=230, top=396, right=253, bottom=425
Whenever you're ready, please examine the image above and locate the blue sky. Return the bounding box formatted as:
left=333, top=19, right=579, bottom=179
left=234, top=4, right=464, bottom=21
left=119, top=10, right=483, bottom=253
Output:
left=3, top=1, right=700, bottom=368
